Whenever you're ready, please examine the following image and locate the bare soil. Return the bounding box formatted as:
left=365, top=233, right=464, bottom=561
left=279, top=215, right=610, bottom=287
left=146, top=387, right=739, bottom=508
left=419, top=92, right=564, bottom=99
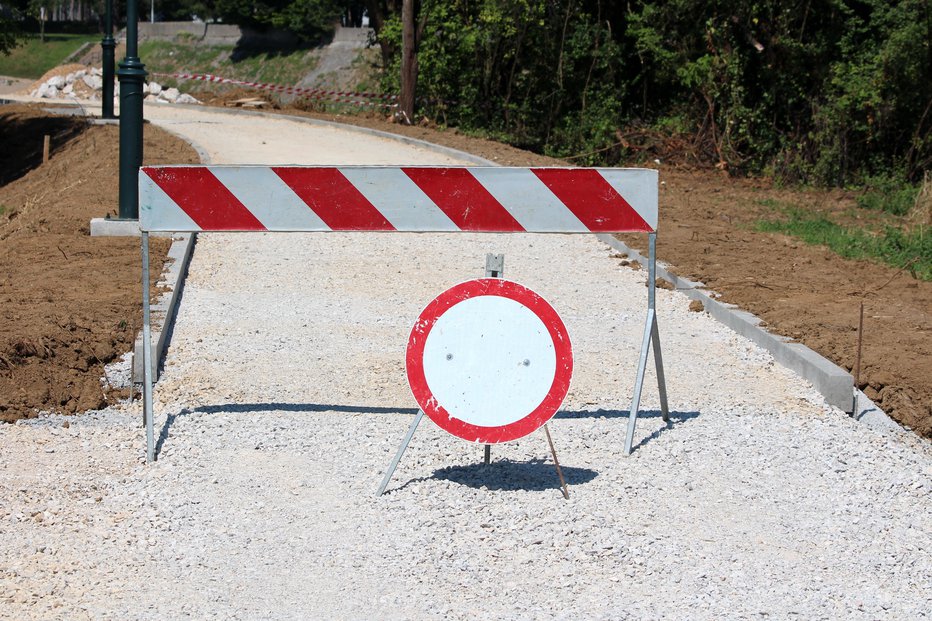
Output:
left=0, top=103, right=198, bottom=421
left=0, top=98, right=928, bottom=439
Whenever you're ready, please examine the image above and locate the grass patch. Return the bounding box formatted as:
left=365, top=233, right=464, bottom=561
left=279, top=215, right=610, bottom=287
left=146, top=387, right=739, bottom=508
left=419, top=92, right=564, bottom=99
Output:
left=0, top=34, right=99, bottom=79
left=756, top=209, right=930, bottom=280
left=139, top=40, right=317, bottom=91
left=857, top=175, right=920, bottom=216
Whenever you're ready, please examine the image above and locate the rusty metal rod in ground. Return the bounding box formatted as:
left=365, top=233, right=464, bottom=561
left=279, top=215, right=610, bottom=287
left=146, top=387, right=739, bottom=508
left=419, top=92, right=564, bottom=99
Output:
left=854, top=301, right=864, bottom=389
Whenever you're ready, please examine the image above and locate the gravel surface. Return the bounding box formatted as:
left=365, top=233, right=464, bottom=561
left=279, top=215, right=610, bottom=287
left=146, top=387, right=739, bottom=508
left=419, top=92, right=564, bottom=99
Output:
left=2, top=106, right=930, bottom=620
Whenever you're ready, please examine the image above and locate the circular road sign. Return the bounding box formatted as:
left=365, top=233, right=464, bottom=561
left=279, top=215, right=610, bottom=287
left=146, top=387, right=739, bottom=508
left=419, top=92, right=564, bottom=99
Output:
left=406, top=278, right=573, bottom=444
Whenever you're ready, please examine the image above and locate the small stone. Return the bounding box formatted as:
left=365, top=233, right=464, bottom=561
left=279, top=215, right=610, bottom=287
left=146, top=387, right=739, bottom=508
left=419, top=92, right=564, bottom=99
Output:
left=82, top=74, right=102, bottom=90
left=160, top=87, right=180, bottom=103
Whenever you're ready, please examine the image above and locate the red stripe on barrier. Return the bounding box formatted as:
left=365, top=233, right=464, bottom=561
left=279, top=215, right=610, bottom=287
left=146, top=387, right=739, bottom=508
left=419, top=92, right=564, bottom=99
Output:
left=272, top=168, right=396, bottom=231
left=531, top=169, right=652, bottom=232
left=403, top=168, right=523, bottom=232
left=143, top=167, right=266, bottom=231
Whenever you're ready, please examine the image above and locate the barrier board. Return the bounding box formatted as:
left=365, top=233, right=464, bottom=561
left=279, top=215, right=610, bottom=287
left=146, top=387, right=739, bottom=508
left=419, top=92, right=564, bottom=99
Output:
left=138, top=166, right=668, bottom=465
left=140, top=166, right=658, bottom=233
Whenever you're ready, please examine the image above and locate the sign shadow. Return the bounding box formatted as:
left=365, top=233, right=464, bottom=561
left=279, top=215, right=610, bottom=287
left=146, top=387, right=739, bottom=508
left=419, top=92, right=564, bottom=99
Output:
left=394, top=458, right=598, bottom=494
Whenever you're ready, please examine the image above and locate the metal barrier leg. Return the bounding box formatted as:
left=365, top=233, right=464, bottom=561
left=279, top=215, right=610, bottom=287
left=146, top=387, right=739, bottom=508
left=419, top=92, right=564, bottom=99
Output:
left=624, top=308, right=655, bottom=456
left=651, top=316, right=670, bottom=422
left=141, top=232, right=155, bottom=463
left=376, top=410, right=424, bottom=496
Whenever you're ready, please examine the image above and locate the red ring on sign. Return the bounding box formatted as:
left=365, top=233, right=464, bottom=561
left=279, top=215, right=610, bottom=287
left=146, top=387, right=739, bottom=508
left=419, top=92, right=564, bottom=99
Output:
left=406, top=278, right=573, bottom=444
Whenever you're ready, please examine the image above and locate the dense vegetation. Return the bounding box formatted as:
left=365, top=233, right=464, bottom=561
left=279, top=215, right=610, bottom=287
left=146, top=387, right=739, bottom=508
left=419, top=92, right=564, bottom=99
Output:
left=157, top=0, right=344, bottom=42
left=370, top=0, right=931, bottom=188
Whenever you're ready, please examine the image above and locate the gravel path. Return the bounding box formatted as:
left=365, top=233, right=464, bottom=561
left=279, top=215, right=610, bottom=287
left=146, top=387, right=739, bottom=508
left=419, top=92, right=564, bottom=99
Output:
left=2, top=106, right=930, bottom=620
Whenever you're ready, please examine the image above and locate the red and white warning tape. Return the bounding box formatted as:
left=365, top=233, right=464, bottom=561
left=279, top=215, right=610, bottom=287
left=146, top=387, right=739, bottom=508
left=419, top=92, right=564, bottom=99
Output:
left=150, top=72, right=398, bottom=108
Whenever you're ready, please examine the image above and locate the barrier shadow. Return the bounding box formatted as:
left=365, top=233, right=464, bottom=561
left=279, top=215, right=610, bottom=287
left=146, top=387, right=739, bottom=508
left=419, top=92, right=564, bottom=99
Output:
left=558, top=408, right=700, bottom=454
left=153, top=402, right=419, bottom=459
left=154, top=403, right=699, bottom=460
left=394, top=458, right=598, bottom=494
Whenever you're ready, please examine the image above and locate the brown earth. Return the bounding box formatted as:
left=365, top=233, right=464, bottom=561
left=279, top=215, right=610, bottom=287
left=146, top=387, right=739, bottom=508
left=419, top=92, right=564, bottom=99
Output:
left=0, top=103, right=198, bottom=422
left=0, top=97, right=929, bottom=439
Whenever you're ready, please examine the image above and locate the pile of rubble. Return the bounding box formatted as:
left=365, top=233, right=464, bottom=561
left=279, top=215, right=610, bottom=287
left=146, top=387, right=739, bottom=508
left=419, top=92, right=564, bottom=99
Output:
left=30, top=67, right=200, bottom=105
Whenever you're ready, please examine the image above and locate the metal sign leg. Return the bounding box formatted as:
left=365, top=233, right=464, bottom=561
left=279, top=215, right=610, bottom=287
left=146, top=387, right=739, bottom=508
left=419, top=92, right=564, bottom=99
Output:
left=544, top=424, right=570, bottom=499
left=624, top=309, right=655, bottom=455
left=141, top=232, right=155, bottom=463
left=623, top=232, right=670, bottom=455
left=482, top=252, right=505, bottom=466
left=651, top=317, right=670, bottom=422
left=376, top=410, right=424, bottom=496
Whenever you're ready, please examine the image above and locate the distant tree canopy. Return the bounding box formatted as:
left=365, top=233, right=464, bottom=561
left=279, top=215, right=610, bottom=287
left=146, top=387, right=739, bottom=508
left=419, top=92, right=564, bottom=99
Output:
left=0, top=3, right=25, bottom=55
left=159, top=0, right=343, bottom=42
left=368, top=0, right=932, bottom=186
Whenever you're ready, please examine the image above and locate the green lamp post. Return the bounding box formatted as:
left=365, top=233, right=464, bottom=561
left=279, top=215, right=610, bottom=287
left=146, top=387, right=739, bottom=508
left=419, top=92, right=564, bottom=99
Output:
left=116, top=0, right=147, bottom=220
left=100, top=0, right=115, bottom=119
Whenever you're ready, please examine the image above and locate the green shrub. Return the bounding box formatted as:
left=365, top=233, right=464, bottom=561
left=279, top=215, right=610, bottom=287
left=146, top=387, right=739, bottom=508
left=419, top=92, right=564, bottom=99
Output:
left=857, top=176, right=920, bottom=216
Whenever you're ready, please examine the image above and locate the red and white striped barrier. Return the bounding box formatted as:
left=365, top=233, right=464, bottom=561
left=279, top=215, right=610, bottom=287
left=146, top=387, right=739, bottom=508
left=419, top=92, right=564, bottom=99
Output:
left=140, top=166, right=658, bottom=233
left=150, top=72, right=398, bottom=107
left=137, top=165, right=667, bottom=466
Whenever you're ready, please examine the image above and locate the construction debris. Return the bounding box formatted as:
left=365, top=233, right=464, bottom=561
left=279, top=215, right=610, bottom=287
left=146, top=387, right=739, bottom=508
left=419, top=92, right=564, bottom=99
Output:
left=29, top=66, right=200, bottom=105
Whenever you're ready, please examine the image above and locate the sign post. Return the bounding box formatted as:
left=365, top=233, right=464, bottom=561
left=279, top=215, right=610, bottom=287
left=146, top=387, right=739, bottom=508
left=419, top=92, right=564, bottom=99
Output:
left=376, top=276, right=574, bottom=496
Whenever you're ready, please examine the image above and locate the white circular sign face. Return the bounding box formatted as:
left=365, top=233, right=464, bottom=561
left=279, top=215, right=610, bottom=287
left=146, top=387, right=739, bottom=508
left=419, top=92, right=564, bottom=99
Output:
left=422, top=295, right=557, bottom=427
left=406, top=278, right=573, bottom=444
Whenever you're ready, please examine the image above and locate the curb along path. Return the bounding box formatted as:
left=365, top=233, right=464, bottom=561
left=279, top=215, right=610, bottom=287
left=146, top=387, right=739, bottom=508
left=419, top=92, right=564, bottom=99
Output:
left=0, top=103, right=929, bottom=620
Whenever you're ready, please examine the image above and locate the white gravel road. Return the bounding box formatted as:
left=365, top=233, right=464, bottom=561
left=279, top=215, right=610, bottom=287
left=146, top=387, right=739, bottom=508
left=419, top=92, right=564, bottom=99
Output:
left=1, top=104, right=930, bottom=620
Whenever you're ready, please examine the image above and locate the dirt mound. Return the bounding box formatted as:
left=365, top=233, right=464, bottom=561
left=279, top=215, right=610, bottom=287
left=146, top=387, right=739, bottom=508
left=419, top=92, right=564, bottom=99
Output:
left=0, top=103, right=199, bottom=421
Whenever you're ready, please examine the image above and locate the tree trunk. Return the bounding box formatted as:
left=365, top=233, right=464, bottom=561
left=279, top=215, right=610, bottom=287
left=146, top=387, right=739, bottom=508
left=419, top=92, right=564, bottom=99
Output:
left=399, top=0, right=417, bottom=124
left=364, top=1, right=400, bottom=75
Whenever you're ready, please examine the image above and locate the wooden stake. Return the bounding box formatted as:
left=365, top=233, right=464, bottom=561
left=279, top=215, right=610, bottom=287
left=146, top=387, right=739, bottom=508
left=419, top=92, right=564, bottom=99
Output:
left=43, top=135, right=50, bottom=164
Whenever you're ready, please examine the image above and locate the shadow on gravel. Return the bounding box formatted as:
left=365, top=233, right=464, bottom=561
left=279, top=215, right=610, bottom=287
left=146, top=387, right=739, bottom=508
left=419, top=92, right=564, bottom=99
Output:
left=154, top=404, right=699, bottom=459
left=154, top=402, right=420, bottom=458
left=416, top=458, right=598, bottom=493
left=558, top=408, right=701, bottom=454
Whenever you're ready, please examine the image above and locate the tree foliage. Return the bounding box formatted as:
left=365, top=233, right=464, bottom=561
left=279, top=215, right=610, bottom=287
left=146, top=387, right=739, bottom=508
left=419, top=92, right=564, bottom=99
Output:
left=159, top=0, right=342, bottom=42
left=0, top=3, right=26, bottom=55
left=371, top=0, right=932, bottom=185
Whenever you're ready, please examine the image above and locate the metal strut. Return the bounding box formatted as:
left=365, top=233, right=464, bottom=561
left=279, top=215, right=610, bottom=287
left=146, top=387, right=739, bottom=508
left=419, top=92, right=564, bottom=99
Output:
left=376, top=410, right=424, bottom=496
left=623, top=232, right=670, bottom=455
left=141, top=232, right=155, bottom=463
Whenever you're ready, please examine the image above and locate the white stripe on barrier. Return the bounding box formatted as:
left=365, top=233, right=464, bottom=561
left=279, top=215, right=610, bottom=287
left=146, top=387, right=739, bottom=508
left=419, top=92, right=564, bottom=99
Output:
left=339, top=167, right=459, bottom=232
left=602, top=173, right=658, bottom=232
left=140, top=179, right=200, bottom=231
left=469, top=167, right=589, bottom=233
left=211, top=167, right=332, bottom=231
